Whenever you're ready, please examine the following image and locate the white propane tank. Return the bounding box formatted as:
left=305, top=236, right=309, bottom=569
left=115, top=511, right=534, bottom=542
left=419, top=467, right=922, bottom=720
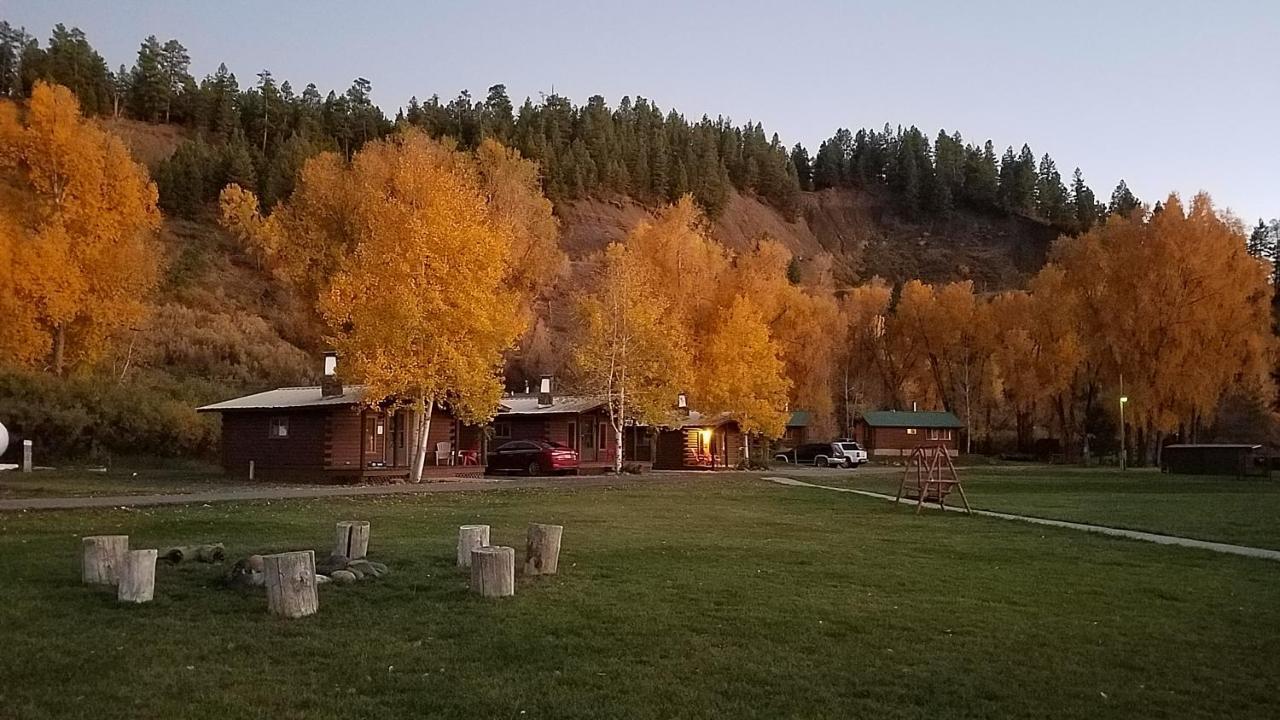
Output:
left=0, top=421, right=8, bottom=458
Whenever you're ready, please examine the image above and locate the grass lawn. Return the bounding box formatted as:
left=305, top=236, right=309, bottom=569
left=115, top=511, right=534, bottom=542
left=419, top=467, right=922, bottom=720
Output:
left=1, top=476, right=1278, bottom=719
left=0, top=462, right=266, bottom=499
left=815, top=465, right=1280, bottom=550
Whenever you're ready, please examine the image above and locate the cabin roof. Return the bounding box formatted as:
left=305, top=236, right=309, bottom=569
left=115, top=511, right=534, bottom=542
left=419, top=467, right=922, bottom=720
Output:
left=1165, top=443, right=1262, bottom=449
left=670, top=411, right=738, bottom=429
left=786, top=410, right=812, bottom=428
left=196, top=385, right=366, bottom=412
left=860, top=410, right=964, bottom=429
left=495, top=394, right=606, bottom=416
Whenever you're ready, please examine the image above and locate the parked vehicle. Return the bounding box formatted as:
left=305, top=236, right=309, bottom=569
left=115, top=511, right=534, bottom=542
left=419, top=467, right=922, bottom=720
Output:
left=486, top=439, right=579, bottom=476
left=774, top=441, right=867, bottom=468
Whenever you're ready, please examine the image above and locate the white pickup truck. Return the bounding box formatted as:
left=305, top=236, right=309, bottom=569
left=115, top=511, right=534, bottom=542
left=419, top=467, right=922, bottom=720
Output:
left=830, top=441, right=868, bottom=468
left=775, top=441, right=868, bottom=468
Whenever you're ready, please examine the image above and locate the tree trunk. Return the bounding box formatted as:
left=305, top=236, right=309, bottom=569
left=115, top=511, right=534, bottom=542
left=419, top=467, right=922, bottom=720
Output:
left=410, top=396, right=434, bottom=483
left=82, top=535, right=129, bottom=585
left=263, top=550, right=319, bottom=618
left=456, top=524, right=490, bottom=568
left=52, top=324, right=66, bottom=376
left=117, top=549, right=157, bottom=603
left=470, top=546, right=515, bottom=598
left=524, top=523, right=563, bottom=576
left=334, top=521, right=370, bottom=560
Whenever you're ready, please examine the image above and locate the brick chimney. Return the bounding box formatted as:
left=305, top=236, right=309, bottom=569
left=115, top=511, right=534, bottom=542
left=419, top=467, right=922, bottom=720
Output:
left=538, top=375, right=553, bottom=407
left=320, top=351, right=343, bottom=398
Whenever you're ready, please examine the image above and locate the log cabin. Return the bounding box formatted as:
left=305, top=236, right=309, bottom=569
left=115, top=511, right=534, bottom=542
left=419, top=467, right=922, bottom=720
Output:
left=196, top=352, right=485, bottom=482
left=780, top=410, right=812, bottom=449
left=490, top=377, right=625, bottom=464
left=852, top=410, right=963, bottom=457
left=652, top=412, right=744, bottom=470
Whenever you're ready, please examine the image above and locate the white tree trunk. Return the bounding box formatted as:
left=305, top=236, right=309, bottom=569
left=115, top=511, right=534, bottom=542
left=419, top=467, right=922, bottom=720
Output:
left=334, top=521, right=370, bottom=560
left=524, top=523, right=563, bottom=576
left=117, top=549, right=158, bottom=603
left=470, top=546, right=515, bottom=597
left=263, top=550, right=319, bottom=618
left=82, top=535, right=129, bottom=585
left=457, top=524, right=490, bottom=568
left=410, top=397, right=435, bottom=482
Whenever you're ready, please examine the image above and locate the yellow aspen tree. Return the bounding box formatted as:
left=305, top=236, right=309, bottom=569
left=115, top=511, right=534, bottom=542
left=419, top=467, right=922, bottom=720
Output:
left=841, top=278, right=905, bottom=410
left=624, top=195, right=729, bottom=338
left=319, top=131, right=524, bottom=481
left=0, top=82, right=160, bottom=374
left=1051, top=192, right=1274, bottom=462
left=698, top=295, right=791, bottom=441
left=572, top=242, right=693, bottom=472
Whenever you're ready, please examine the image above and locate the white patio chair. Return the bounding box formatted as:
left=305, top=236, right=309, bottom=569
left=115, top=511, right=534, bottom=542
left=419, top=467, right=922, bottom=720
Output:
left=435, top=441, right=453, bottom=466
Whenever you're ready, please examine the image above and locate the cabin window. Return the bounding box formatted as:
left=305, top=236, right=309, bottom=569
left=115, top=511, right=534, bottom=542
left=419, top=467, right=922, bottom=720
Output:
left=906, top=428, right=919, bottom=435
left=567, top=421, right=578, bottom=450
left=927, top=428, right=954, bottom=441
left=268, top=417, right=289, bottom=439
left=494, top=422, right=511, bottom=439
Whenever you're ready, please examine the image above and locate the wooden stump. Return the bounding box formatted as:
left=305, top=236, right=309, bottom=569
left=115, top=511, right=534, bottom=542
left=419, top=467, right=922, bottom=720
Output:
left=263, top=550, right=319, bottom=618
left=470, top=546, right=515, bottom=598
left=457, top=524, right=490, bottom=568
left=525, top=523, right=564, bottom=576
left=117, top=549, right=158, bottom=603
left=334, top=521, right=371, bottom=560
left=82, top=535, right=129, bottom=585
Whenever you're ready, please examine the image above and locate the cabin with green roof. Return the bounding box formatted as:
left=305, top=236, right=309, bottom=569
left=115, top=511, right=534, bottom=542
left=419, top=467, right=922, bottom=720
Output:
left=852, top=410, right=963, bottom=457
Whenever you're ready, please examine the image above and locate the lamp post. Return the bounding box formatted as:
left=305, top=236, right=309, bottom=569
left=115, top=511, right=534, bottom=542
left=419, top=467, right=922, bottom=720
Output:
left=1119, top=395, right=1129, bottom=471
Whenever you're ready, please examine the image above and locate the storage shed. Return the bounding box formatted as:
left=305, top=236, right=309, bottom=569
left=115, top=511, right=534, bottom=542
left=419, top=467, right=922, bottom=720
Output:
left=1161, top=444, right=1268, bottom=478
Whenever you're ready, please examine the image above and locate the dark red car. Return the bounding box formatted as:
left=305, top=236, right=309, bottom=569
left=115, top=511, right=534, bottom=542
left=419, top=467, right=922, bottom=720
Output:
left=485, top=440, right=579, bottom=476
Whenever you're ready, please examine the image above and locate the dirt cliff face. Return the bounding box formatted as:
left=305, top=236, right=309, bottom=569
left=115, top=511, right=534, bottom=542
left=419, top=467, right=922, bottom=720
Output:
left=556, top=188, right=1059, bottom=292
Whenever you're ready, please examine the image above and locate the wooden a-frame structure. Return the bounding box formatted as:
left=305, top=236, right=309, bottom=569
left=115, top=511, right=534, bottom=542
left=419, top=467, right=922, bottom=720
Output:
left=895, top=445, right=972, bottom=514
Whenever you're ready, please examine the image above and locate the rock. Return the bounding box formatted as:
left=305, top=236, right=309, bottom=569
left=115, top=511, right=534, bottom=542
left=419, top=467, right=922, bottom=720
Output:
left=330, top=570, right=357, bottom=584
left=246, top=554, right=264, bottom=573
left=316, top=553, right=349, bottom=575
left=315, top=574, right=332, bottom=585
left=346, top=566, right=365, bottom=581
left=347, top=559, right=384, bottom=578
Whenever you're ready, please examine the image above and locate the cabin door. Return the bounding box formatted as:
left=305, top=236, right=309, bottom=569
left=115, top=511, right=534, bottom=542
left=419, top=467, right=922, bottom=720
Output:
left=363, top=413, right=387, bottom=467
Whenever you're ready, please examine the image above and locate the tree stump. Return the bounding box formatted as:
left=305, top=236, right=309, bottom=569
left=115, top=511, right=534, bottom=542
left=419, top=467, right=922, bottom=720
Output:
left=470, top=546, right=514, bottom=598
left=263, top=550, right=319, bottom=618
left=82, top=535, right=129, bottom=585
left=525, top=523, right=564, bottom=576
left=334, top=521, right=371, bottom=560
left=117, top=549, right=158, bottom=603
left=457, top=524, right=490, bottom=568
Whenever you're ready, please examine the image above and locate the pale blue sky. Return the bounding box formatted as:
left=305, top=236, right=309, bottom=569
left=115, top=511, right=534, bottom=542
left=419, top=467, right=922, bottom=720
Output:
left=4, top=1, right=1277, bottom=223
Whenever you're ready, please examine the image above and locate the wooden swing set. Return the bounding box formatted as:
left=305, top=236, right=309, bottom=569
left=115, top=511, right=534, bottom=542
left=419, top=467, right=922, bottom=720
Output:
left=895, top=445, right=972, bottom=514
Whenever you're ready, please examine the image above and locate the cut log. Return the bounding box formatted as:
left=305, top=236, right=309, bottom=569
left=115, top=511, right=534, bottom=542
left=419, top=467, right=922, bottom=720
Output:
left=525, top=523, right=564, bottom=576
left=117, top=549, right=158, bottom=603
left=457, top=524, right=490, bottom=568
left=160, top=543, right=225, bottom=564
left=82, top=535, right=129, bottom=585
left=263, top=550, right=319, bottom=618
left=470, top=545, right=515, bottom=598
left=334, top=521, right=370, bottom=560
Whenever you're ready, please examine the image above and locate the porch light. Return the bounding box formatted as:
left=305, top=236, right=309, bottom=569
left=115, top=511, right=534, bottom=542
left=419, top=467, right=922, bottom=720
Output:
left=700, top=428, right=712, bottom=443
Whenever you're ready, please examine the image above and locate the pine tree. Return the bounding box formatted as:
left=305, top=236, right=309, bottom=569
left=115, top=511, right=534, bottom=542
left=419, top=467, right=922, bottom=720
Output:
left=158, top=39, right=190, bottom=123
left=789, top=143, right=812, bottom=191
left=127, top=35, right=166, bottom=121
left=1108, top=180, right=1142, bottom=217
left=1035, top=154, right=1068, bottom=223
left=1068, top=168, right=1098, bottom=231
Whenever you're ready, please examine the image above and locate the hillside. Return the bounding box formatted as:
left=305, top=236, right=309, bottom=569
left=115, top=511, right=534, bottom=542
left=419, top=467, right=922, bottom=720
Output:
left=559, top=187, right=1057, bottom=291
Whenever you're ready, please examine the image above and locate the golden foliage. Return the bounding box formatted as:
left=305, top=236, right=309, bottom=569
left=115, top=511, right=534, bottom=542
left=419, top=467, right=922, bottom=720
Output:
left=572, top=242, right=693, bottom=466
left=698, top=295, right=791, bottom=437
left=0, top=82, right=160, bottom=374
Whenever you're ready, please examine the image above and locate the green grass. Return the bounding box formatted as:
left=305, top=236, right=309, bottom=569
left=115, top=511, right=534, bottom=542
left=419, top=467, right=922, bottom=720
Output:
left=1, top=462, right=261, bottom=499
left=820, top=466, right=1280, bottom=550
left=1, top=477, right=1277, bottom=719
